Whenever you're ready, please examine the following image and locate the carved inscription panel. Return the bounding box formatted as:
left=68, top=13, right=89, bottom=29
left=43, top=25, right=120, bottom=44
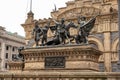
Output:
left=45, top=56, right=65, bottom=68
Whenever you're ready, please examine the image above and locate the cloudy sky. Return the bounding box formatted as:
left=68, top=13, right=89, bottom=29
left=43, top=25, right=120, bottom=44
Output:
left=0, top=0, right=71, bottom=37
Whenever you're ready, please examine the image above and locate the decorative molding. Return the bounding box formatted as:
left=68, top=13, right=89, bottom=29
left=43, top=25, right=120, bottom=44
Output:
left=20, top=45, right=102, bottom=71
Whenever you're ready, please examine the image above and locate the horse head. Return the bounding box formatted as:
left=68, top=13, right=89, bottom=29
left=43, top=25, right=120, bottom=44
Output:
left=65, top=22, right=77, bottom=31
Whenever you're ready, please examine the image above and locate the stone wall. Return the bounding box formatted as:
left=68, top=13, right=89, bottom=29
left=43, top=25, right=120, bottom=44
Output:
left=0, top=72, right=120, bottom=80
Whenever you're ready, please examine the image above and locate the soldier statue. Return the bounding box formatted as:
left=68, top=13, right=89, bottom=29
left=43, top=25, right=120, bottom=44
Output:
left=54, top=18, right=66, bottom=44
left=41, top=22, right=50, bottom=46
left=32, top=21, right=42, bottom=46
left=47, top=16, right=96, bottom=45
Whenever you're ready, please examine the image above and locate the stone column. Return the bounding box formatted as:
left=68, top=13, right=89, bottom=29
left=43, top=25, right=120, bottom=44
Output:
left=1, top=42, right=5, bottom=71
left=9, top=45, right=12, bottom=61
left=104, top=32, right=112, bottom=72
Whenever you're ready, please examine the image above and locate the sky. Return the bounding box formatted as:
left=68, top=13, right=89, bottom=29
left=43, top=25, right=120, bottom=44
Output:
left=0, top=0, right=71, bottom=37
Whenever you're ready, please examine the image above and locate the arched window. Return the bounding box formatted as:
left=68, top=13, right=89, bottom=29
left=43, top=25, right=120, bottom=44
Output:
left=89, top=42, right=98, bottom=50
left=89, top=41, right=105, bottom=72
left=111, top=44, right=119, bottom=72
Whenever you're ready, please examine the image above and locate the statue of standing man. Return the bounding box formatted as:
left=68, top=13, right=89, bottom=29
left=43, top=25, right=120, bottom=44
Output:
left=41, top=22, right=50, bottom=46
left=54, top=18, right=66, bottom=44
left=32, top=21, right=42, bottom=46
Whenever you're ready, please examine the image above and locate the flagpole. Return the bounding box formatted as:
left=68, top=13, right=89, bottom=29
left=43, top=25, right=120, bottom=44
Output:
left=30, top=0, right=32, bottom=12
left=54, top=4, right=57, bottom=11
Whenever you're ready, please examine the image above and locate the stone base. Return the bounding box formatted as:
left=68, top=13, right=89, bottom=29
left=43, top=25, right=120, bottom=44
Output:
left=0, top=71, right=120, bottom=80
left=21, top=45, right=102, bottom=72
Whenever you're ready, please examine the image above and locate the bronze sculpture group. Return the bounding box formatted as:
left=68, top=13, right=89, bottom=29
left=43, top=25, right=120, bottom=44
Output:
left=32, top=16, right=96, bottom=46
left=32, top=21, right=50, bottom=46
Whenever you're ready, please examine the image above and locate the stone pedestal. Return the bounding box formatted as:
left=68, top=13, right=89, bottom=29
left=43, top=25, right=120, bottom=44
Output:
left=21, top=45, right=102, bottom=72
left=6, top=45, right=120, bottom=80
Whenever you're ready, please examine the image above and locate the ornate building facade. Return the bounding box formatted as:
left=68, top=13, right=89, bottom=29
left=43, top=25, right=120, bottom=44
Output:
left=21, top=0, right=118, bottom=72
left=0, top=26, right=25, bottom=71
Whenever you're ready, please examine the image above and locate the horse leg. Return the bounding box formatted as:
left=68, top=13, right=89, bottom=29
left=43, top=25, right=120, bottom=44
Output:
left=75, top=35, right=80, bottom=44
left=84, top=36, right=88, bottom=44
left=62, top=37, right=66, bottom=44
left=70, top=36, right=75, bottom=42
left=65, top=32, right=71, bottom=44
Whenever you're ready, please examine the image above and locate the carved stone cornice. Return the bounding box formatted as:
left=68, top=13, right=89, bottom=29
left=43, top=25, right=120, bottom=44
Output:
left=21, top=45, right=102, bottom=71
left=52, top=6, right=101, bottom=20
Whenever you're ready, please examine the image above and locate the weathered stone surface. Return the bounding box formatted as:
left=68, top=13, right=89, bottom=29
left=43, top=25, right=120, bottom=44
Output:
left=18, top=45, right=101, bottom=72
left=0, top=72, right=120, bottom=80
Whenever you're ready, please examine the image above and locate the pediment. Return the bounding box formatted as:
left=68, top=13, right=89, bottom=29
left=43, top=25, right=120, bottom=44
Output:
left=57, top=6, right=101, bottom=19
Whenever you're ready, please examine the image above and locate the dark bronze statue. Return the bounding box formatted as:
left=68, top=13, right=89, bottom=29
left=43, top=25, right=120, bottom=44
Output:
left=64, top=21, right=77, bottom=43
left=18, top=47, right=24, bottom=70
left=18, top=47, right=24, bottom=60
left=41, top=22, right=50, bottom=46
left=32, top=21, right=42, bottom=46
left=48, top=18, right=76, bottom=44
left=75, top=16, right=87, bottom=44
left=32, top=21, right=50, bottom=46
left=54, top=18, right=66, bottom=44
left=48, top=19, right=77, bottom=45
left=75, top=16, right=96, bottom=44
left=31, top=15, right=96, bottom=46
left=45, top=34, right=61, bottom=45
left=12, top=47, right=24, bottom=61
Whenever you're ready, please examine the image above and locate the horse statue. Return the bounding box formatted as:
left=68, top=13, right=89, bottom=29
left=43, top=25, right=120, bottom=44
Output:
left=64, top=21, right=77, bottom=44
left=45, top=33, right=61, bottom=45
left=46, top=20, right=77, bottom=46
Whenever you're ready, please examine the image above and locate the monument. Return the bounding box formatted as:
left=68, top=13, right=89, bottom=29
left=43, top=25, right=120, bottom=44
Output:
left=22, top=0, right=119, bottom=72
left=6, top=15, right=107, bottom=80
left=17, top=15, right=100, bottom=72
left=1, top=0, right=120, bottom=80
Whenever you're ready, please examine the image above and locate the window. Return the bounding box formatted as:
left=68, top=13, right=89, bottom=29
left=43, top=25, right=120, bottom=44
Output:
left=99, top=63, right=105, bottom=72
left=89, top=43, right=98, bottom=50
left=5, top=53, right=8, bottom=59
left=12, top=54, right=17, bottom=60
left=12, top=47, right=15, bottom=52
left=5, top=63, right=7, bottom=69
left=6, top=46, right=9, bottom=50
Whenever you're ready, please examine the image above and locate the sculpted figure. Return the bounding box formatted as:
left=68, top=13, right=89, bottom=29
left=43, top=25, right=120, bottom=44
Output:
left=18, top=47, right=24, bottom=70
left=12, top=47, right=24, bottom=61
left=32, top=21, right=42, bottom=46
left=41, top=22, right=50, bottom=46
left=47, top=19, right=77, bottom=46
left=54, top=18, right=66, bottom=44
left=45, top=15, right=96, bottom=46
left=76, top=16, right=87, bottom=44
left=75, top=16, right=96, bottom=44
left=18, top=47, right=24, bottom=60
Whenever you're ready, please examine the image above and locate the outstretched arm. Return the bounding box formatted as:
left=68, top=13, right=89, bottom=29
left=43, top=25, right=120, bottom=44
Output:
left=53, top=19, right=60, bottom=25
